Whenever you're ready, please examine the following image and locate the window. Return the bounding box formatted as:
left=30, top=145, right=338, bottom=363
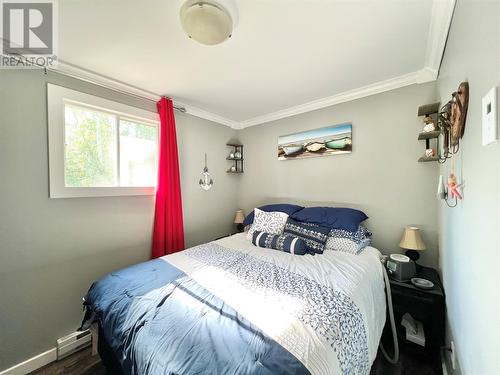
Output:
left=48, top=84, right=159, bottom=198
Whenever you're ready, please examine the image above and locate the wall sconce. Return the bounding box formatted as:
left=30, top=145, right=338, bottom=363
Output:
left=437, top=175, right=462, bottom=208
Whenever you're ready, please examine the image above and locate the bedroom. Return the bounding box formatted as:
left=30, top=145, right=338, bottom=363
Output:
left=0, top=0, right=498, bottom=374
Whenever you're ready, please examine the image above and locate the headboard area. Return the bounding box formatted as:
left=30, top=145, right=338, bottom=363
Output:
left=248, top=198, right=371, bottom=224
left=241, top=197, right=438, bottom=267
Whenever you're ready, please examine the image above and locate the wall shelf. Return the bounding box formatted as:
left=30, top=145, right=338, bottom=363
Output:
left=417, top=131, right=440, bottom=140
left=416, top=103, right=440, bottom=163
left=226, top=143, right=244, bottom=173
left=418, top=156, right=440, bottom=163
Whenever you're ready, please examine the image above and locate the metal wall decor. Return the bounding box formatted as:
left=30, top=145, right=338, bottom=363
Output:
left=438, top=82, right=469, bottom=163
left=198, top=153, right=213, bottom=191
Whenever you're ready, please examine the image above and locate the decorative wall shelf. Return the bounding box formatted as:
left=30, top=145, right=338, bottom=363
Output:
left=418, top=156, right=440, bottom=163
left=226, top=143, right=244, bottom=173
left=417, top=131, right=440, bottom=140
left=416, top=103, right=440, bottom=163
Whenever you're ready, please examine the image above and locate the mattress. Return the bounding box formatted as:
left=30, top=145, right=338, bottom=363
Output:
left=81, top=233, right=386, bottom=375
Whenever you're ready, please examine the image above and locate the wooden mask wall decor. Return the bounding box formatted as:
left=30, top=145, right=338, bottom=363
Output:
left=450, top=82, right=469, bottom=146
left=438, top=82, right=469, bottom=162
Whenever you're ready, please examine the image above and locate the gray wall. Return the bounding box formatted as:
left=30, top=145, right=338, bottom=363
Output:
left=436, top=0, right=500, bottom=374
left=236, top=83, right=440, bottom=267
left=238, top=83, right=438, bottom=265
left=0, top=70, right=238, bottom=370
left=5, top=4, right=499, bottom=369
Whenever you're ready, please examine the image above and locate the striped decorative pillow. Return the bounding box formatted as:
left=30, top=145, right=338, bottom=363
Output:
left=325, top=226, right=372, bottom=255
left=283, top=218, right=330, bottom=254
left=252, top=231, right=308, bottom=255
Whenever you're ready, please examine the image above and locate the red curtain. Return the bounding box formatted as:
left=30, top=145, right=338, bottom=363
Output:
left=151, top=97, right=185, bottom=258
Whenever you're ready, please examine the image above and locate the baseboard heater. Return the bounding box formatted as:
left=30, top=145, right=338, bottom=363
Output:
left=56, top=330, right=91, bottom=360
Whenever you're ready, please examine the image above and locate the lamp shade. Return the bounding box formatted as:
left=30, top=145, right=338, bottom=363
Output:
left=233, top=209, right=245, bottom=224
left=399, top=226, right=426, bottom=251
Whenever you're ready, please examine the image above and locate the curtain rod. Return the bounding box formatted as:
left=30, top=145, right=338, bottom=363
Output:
left=1, top=49, right=186, bottom=113
left=0, top=41, right=186, bottom=112
left=43, top=67, right=187, bottom=113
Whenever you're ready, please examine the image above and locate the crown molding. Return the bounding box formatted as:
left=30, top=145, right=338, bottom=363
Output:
left=50, top=61, right=240, bottom=129
left=423, top=0, right=456, bottom=77
left=238, top=0, right=455, bottom=128
left=49, top=0, right=455, bottom=131
left=416, top=67, right=439, bottom=84
left=239, top=71, right=419, bottom=128
left=174, top=100, right=241, bottom=128
left=53, top=61, right=160, bottom=100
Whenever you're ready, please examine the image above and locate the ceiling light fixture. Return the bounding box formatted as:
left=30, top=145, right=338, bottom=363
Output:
left=180, top=0, right=237, bottom=46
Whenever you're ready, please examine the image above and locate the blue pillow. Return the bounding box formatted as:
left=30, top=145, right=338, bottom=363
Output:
left=252, top=230, right=308, bottom=255
left=283, top=218, right=330, bottom=254
left=243, top=204, right=304, bottom=227
left=291, top=207, right=368, bottom=232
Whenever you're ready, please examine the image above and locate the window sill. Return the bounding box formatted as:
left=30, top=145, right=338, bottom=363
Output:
left=49, top=186, right=156, bottom=198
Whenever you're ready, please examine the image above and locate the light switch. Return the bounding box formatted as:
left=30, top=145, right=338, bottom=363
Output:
left=482, top=86, right=498, bottom=146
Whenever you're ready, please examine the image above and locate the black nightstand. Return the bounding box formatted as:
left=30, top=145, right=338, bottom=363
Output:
left=388, top=266, right=445, bottom=351
left=377, top=266, right=445, bottom=374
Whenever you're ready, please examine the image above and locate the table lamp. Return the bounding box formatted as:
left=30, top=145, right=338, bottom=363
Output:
left=399, top=226, right=426, bottom=261
left=233, top=210, right=245, bottom=232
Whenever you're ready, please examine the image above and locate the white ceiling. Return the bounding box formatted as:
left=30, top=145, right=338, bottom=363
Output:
left=57, top=0, right=454, bottom=128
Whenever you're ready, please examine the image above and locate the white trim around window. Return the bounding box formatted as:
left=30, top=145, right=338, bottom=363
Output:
left=47, top=84, right=160, bottom=198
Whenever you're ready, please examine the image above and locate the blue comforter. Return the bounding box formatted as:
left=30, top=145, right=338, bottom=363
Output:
left=81, top=258, right=310, bottom=375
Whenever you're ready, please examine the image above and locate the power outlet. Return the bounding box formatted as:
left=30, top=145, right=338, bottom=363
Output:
left=450, top=340, right=456, bottom=370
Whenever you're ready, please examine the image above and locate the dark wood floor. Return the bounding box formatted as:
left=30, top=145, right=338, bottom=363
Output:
left=31, top=343, right=441, bottom=375
left=31, top=348, right=105, bottom=375
left=370, top=342, right=442, bottom=375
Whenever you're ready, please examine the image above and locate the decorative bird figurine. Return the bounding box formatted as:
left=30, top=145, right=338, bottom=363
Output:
left=199, top=153, right=213, bottom=191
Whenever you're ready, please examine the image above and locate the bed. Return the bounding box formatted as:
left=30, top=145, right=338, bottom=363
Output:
left=81, top=233, right=386, bottom=375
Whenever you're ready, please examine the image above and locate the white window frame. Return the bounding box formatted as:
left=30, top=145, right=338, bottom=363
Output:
left=47, top=84, right=160, bottom=198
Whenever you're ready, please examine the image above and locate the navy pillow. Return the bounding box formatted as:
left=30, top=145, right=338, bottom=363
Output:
left=283, top=218, right=330, bottom=254
left=291, top=207, right=368, bottom=232
left=252, top=230, right=308, bottom=255
left=243, top=204, right=304, bottom=227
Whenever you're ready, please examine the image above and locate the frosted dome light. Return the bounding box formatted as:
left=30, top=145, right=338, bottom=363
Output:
left=180, top=1, right=235, bottom=45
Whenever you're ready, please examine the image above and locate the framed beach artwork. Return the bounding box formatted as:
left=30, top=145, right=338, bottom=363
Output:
left=278, top=123, right=352, bottom=160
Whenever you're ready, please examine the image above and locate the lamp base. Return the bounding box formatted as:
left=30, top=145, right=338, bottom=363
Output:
left=405, top=250, right=420, bottom=262
left=236, top=223, right=244, bottom=233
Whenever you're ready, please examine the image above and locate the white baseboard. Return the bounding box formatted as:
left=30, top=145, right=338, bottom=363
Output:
left=0, top=348, right=57, bottom=375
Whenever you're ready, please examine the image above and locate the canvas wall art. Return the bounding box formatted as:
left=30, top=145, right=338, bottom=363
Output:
left=278, top=123, right=352, bottom=160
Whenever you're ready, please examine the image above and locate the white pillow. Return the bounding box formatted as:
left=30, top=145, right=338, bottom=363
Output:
left=247, top=208, right=289, bottom=240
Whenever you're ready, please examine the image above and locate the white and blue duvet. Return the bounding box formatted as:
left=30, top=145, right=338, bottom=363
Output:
left=81, top=233, right=385, bottom=375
